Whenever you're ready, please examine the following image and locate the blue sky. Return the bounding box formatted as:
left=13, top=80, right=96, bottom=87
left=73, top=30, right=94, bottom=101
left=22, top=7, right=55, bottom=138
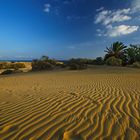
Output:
left=0, top=0, right=140, bottom=60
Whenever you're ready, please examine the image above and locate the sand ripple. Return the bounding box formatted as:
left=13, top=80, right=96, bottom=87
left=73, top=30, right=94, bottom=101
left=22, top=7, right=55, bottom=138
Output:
left=0, top=70, right=140, bottom=140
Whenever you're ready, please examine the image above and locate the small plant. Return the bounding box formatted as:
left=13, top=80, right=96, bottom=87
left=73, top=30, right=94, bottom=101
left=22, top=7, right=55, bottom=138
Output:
left=106, top=57, right=122, bottom=66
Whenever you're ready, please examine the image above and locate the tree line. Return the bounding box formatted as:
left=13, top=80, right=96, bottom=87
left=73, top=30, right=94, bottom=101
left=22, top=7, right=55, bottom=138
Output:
left=31, top=41, right=140, bottom=71
left=104, top=42, right=140, bottom=66
left=2, top=41, right=139, bottom=75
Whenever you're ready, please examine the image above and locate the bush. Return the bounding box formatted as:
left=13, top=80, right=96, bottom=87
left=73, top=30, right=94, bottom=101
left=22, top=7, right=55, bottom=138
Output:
left=32, top=60, right=54, bottom=71
left=61, top=64, right=67, bottom=68
left=106, top=57, right=122, bottom=66
left=1, top=70, right=14, bottom=75
left=69, top=63, right=87, bottom=70
left=67, top=58, right=87, bottom=70
left=31, top=56, right=62, bottom=71
left=40, top=56, right=57, bottom=65
left=132, top=62, right=140, bottom=68
left=93, top=57, right=104, bottom=65
left=69, top=63, right=80, bottom=70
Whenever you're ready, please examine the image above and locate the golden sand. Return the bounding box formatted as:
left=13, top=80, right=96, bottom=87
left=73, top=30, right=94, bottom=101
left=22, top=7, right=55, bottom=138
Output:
left=0, top=67, right=140, bottom=140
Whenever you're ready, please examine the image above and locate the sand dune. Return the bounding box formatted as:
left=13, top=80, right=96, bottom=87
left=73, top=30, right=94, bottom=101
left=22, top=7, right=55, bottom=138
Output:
left=0, top=67, right=140, bottom=140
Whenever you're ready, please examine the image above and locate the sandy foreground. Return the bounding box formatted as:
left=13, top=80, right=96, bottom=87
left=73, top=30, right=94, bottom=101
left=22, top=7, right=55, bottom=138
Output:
left=0, top=67, right=140, bottom=140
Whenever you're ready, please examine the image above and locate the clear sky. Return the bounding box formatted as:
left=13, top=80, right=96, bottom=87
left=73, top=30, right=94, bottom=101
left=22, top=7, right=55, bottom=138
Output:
left=0, top=0, right=140, bottom=60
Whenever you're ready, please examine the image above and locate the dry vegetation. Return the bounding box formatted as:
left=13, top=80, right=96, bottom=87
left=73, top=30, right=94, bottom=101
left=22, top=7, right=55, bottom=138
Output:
left=0, top=62, right=32, bottom=75
left=0, top=66, right=140, bottom=140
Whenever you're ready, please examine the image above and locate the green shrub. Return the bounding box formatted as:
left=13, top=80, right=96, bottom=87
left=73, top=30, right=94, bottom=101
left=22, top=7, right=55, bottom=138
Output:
left=31, top=56, right=61, bottom=71
left=32, top=60, right=54, bottom=71
left=67, top=58, right=87, bottom=70
left=69, top=63, right=80, bottom=70
left=132, top=61, right=140, bottom=68
left=1, top=69, right=14, bottom=75
left=61, top=64, right=67, bottom=68
left=69, top=63, right=87, bottom=70
left=106, top=57, right=122, bottom=66
left=40, top=56, right=57, bottom=65
left=94, top=57, right=104, bottom=65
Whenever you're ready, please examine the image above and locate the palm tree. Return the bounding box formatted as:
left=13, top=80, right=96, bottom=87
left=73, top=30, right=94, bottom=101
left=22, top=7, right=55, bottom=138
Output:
left=105, top=42, right=127, bottom=60
left=125, top=45, right=140, bottom=64
left=105, top=42, right=126, bottom=58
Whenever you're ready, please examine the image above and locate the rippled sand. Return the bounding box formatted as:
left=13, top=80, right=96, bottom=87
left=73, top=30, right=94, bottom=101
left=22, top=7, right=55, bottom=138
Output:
left=0, top=67, right=140, bottom=140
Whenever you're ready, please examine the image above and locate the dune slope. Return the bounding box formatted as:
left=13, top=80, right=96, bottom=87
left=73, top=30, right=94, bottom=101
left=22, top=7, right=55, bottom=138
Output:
left=0, top=68, right=140, bottom=140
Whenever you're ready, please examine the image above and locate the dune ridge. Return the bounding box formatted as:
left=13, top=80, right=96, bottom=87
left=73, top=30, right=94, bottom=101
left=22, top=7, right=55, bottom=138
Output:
left=0, top=68, right=140, bottom=140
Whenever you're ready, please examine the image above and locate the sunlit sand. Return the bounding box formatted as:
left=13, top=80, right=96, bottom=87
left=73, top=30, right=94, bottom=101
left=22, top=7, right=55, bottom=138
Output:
left=0, top=66, right=140, bottom=140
